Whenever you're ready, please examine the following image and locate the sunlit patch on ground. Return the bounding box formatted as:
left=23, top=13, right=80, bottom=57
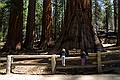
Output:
left=102, top=44, right=115, bottom=48
left=0, top=75, right=120, bottom=80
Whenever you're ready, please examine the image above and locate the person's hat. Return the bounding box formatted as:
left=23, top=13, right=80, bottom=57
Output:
left=62, top=48, right=65, bottom=52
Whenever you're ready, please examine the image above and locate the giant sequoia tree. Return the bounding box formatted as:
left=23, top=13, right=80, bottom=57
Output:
left=23, top=0, right=36, bottom=49
left=3, top=0, right=23, bottom=51
left=51, top=0, right=103, bottom=53
left=39, top=0, right=52, bottom=49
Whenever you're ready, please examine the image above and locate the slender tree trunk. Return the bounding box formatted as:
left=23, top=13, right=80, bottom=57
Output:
left=105, top=8, right=109, bottom=43
left=113, top=0, right=117, bottom=33
left=50, top=0, right=103, bottom=53
left=0, top=11, right=2, bottom=33
left=54, top=0, right=58, bottom=40
left=39, top=0, right=52, bottom=49
left=0, top=9, right=3, bottom=32
left=105, top=8, right=109, bottom=38
left=104, top=0, right=109, bottom=38
left=117, top=0, right=120, bottom=46
left=23, top=0, right=36, bottom=49
left=61, top=0, right=65, bottom=29
left=94, top=0, right=98, bottom=31
left=2, top=0, right=23, bottom=51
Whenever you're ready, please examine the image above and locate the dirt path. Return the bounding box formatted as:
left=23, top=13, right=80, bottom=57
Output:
left=0, top=74, right=120, bottom=80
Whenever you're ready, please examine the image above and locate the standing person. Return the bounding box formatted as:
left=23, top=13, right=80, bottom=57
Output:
left=60, top=48, right=67, bottom=66
left=80, top=50, right=87, bottom=65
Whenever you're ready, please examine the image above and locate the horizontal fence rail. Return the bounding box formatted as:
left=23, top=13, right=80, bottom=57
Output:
left=0, top=50, right=119, bottom=74
left=6, top=55, right=60, bottom=74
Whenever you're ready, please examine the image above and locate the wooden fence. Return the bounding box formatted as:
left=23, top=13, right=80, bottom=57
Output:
left=6, top=55, right=60, bottom=74
left=0, top=50, right=120, bottom=74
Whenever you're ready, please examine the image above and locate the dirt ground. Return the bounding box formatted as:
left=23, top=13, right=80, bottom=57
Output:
left=0, top=43, right=120, bottom=75
left=0, top=74, right=120, bottom=80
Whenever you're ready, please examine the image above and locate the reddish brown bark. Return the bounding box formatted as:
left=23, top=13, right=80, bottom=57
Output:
left=50, top=0, right=103, bottom=53
left=39, top=0, right=52, bottom=49
left=3, top=0, right=23, bottom=51
left=23, top=0, right=36, bottom=49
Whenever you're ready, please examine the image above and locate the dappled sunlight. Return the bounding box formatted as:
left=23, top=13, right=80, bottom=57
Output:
left=44, top=76, right=64, bottom=80
left=102, top=44, right=116, bottom=48
left=0, top=75, right=44, bottom=80
left=0, top=75, right=119, bottom=80
left=38, top=75, right=96, bottom=80
left=76, top=76, right=95, bottom=80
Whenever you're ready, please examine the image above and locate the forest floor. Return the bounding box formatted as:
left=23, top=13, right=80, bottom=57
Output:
left=0, top=74, right=120, bottom=80
left=0, top=38, right=120, bottom=75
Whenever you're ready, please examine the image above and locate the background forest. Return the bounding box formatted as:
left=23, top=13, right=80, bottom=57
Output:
left=0, top=0, right=120, bottom=54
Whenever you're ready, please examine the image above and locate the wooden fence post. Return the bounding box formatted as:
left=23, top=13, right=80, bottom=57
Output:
left=51, top=54, right=56, bottom=74
left=6, top=55, right=12, bottom=74
left=97, top=51, right=102, bottom=73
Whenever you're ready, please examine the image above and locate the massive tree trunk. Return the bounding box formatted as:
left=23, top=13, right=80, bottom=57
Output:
left=117, top=0, right=120, bottom=46
left=39, top=0, right=52, bottom=49
left=2, top=0, right=23, bottom=51
left=50, top=0, right=103, bottom=53
left=23, top=0, right=36, bottom=49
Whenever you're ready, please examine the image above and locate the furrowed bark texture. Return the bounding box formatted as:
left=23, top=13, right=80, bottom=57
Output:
left=50, top=0, right=103, bottom=53
left=3, top=0, right=23, bottom=51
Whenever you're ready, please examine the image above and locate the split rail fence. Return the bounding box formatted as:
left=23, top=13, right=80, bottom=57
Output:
left=0, top=50, right=120, bottom=74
